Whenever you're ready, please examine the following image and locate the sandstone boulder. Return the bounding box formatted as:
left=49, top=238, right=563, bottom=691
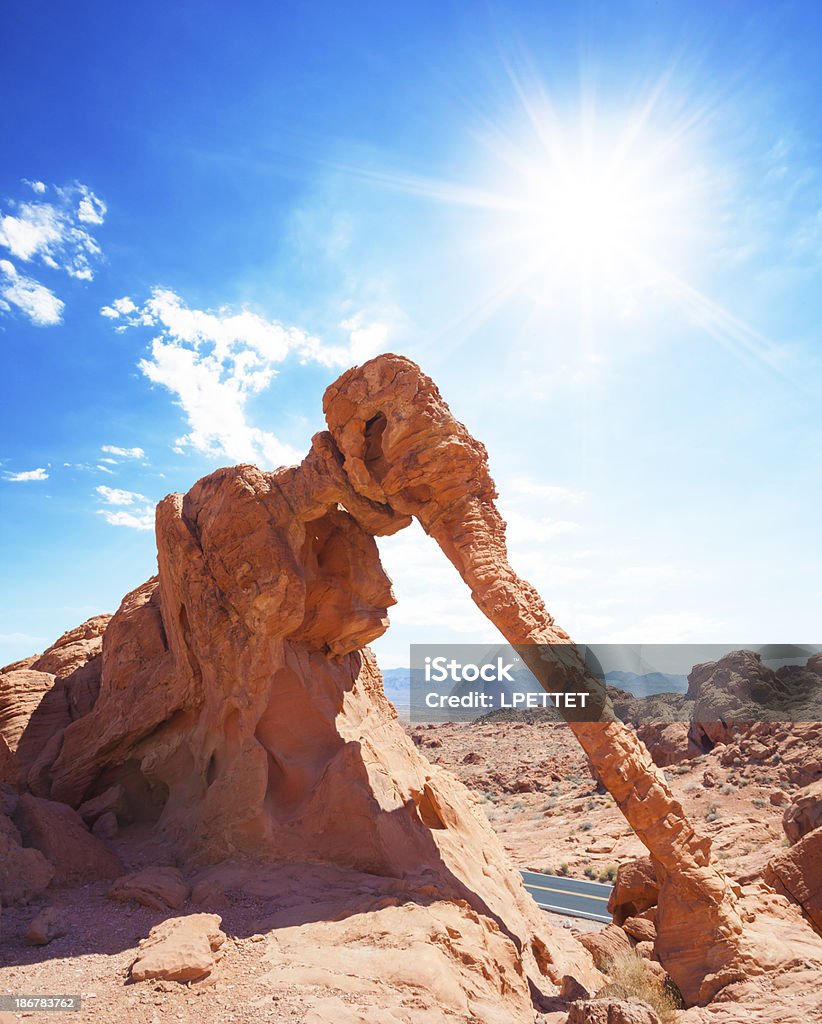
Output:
left=0, top=811, right=55, bottom=903
left=130, top=913, right=225, bottom=982
left=578, top=925, right=635, bottom=971
left=109, top=866, right=190, bottom=911
left=567, top=999, right=662, bottom=1024
left=92, top=811, right=118, bottom=839
left=764, top=829, right=822, bottom=935
left=25, top=906, right=66, bottom=946
left=635, top=723, right=693, bottom=768
left=608, top=858, right=659, bottom=926
left=78, top=783, right=130, bottom=825
left=623, top=916, right=657, bottom=943
left=782, top=779, right=822, bottom=844
left=14, top=793, right=122, bottom=885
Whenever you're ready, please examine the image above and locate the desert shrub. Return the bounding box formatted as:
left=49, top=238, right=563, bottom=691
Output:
left=558, top=862, right=570, bottom=876
left=752, top=798, right=765, bottom=808
left=705, top=803, right=719, bottom=822
left=598, top=864, right=617, bottom=882
left=599, top=950, right=682, bottom=1023
left=580, top=820, right=594, bottom=831
left=584, top=866, right=597, bottom=879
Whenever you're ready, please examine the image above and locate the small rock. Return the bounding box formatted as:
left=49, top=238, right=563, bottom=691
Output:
left=622, top=916, right=656, bottom=943
left=567, top=998, right=661, bottom=1024
left=109, top=866, right=190, bottom=911
left=92, top=811, right=119, bottom=840
left=78, top=784, right=131, bottom=826
left=130, top=913, right=226, bottom=983
left=190, top=878, right=228, bottom=909
left=26, top=906, right=66, bottom=946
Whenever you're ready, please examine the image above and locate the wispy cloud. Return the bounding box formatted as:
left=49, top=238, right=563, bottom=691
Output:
left=96, top=485, right=149, bottom=506
left=101, top=287, right=391, bottom=468
left=101, top=445, right=145, bottom=459
left=97, top=508, right=154, bottom=531
left=0, top=260, right=64, bottom=326
left=95, top=483, right=154, bottom=530
left=3, top=467, right=49, bottom=482
left=0, top=179, right=106, bottom=326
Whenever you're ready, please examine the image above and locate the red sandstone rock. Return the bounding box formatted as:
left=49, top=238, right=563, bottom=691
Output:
left=782, top=779, right=822, bottom=844
left=324, top=355, right=754, bottom=1005
left=25, top=906, right=66, bottom=946
left=0, top=734, right=14, bottom=785
left=567, top=999, right=662, bottom=1024
left=635, top=723, right=693, bottom=768
left=12, top=353, right=822, bottom=1013
left=0, top=811, right=55, bottom=903
left=35, top=423, right=597, bottom=1005
left=764, top=829, right=822, bottom=935
left=608, top=858, right=659, bottom=925
left=109, top=866, right=190, bottom=911
left=0, top=668, right=54, bottom=782
left=577, top=925, right=635, bottom=971
left=623, top=916, right=657, bottom=943
left=130, top=913, right=225, bottom=982
left=78, top=784, right=131, bottom=825
left=14, top=793, right=122, bottom=885
left=30, top=615, right=110, bottom=678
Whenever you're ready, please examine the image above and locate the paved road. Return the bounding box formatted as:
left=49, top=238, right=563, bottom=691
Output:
left=520, top=869, right=613, bottom=924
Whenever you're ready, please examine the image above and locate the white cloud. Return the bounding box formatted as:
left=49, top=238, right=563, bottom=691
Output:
left=0, top=260, right=64, bottom=326
left=101, top=444, right=145, bottom=459
left=4, top=467, right=49, bottom=482
left=95, top=464, right=114, bottom=475
left=95, top=483, right=154, bottom=530
left=96, top=508, right=154, bottom=531
left=102, top=288, right=393, bottom=469
left=100, top=296, right=136, bottom=319
left=299, top=313, right=391, bottom=368
left=96, top=485, right=148, bottom=506
left=76, top=186, right=106, bottom=225
left=0, top=180, right=106, bottom=326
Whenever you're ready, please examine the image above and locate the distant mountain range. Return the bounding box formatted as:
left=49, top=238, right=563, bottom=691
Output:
left=380, top=667, right=688, bottom=700
left=603, top=670, right=688, bottom=696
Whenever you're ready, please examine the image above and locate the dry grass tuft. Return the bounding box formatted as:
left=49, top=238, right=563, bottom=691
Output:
left=597, top=950, right=683, bottom=1022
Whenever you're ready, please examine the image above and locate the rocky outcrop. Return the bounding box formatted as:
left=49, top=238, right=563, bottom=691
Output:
left=0, top=810, right=55, bottom=903
left=765, top=830, right=822, bottom=935
left=109, top=866, right=190, bottom=911
left=324, top=355, right=750, bottom=1005
left=608, top=858, right=659, bottom=926
left=26, top=418, right=598, bottom=1005
left=782, top=779, right=822, bottom=844
left=14, top=793, right=122, bottom=885
left=0, top=616, right=107, bottom=791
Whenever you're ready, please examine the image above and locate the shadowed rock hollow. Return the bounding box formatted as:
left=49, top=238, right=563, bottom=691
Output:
left=2, top=354, right=821, bottom=1021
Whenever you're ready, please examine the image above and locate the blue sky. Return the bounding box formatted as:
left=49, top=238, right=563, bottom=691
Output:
left=1, top=0, right=820, bottom=668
